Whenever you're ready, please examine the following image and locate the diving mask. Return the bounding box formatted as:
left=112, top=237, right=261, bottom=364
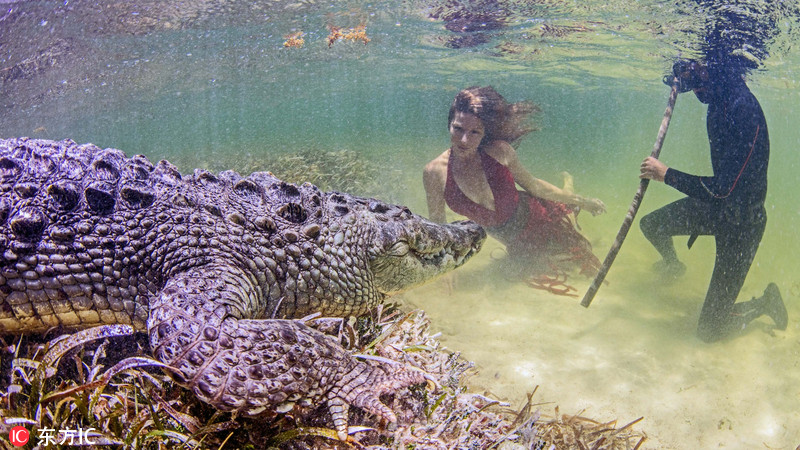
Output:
left=663, top=60, right=708, bottom=93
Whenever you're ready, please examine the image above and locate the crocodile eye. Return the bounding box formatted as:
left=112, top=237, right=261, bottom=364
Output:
left=387, top=241, right=410, bottom=257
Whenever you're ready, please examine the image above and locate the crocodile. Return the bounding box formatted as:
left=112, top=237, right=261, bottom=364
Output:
left=0, top=137, right=485, bottom=439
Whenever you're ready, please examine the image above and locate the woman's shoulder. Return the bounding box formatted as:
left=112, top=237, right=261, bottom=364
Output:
left=483, top=140, right=517, bottom=165
left=423, top=149, right=450, bottom=184
left=425, top=149, right=450, bottom=169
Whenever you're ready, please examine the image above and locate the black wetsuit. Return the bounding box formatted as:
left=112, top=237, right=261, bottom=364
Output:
left=640, top=80, right=769, bottom=342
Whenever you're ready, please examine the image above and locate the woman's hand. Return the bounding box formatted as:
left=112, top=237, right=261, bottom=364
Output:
left=581, top=197, right=606, bottom=216
left=640, top=156, right=668, bottom=182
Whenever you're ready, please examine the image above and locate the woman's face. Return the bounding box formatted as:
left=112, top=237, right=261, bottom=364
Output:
left=449, top=111, right=485, bottom=154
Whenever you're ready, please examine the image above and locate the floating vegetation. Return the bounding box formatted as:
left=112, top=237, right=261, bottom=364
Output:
left=1, top=306, right=647, bottom=449
left=326, top=25, right=371, bottom=47
left=267, top=148, right=396, bottom=197
left=206, top=147, right=403, bottom=201
left=0, top=39, right=73, bottom=86
left=283, top=31, right=306, bottom=48
left=539, top=23, right=595, bottom=39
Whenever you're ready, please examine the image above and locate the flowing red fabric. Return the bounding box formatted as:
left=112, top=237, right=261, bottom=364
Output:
left=444, top=150, right=601, bottom=295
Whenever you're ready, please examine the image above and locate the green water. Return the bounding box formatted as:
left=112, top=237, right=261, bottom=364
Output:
left=2, top=0, right=800, bottom=447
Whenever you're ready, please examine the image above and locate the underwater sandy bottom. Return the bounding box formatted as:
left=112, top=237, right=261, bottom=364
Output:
left=402, top=236, right=800, bottom=449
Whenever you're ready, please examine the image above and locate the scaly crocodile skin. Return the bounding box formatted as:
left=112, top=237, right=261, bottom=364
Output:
left=0, top=137, right=485, bottom=439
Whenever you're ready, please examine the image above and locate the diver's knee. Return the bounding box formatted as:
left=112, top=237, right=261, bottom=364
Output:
left=696, top=322, right=724, bottom=343
left=639, top=213, right=657, bottom=237
left=696, top=330, right=718, bottom=343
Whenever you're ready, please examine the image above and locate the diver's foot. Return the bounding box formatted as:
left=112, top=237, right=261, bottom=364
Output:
left=652, top=259, right=686, bottom=278
left=762, top=282, right=788, bottom=330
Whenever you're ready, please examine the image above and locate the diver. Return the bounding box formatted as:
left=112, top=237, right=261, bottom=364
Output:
left=638, top=56, right=788, bottom=342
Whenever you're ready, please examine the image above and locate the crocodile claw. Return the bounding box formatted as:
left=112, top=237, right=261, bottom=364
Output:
left=326, top=361, right=426, bottom=440
left=147, top=266, right=427, bottom=440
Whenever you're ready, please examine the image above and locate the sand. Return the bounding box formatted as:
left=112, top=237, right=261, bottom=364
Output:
left=402, top=237, right=800, bottom=449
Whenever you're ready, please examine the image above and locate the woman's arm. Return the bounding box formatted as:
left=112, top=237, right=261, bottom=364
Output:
left=423, top=151, right=450, bottom=223
left=488, top=141, right=606, bottom=215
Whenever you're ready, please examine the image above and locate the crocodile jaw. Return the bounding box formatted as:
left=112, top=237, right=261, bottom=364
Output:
left=369, top=218, right=485, bottom=295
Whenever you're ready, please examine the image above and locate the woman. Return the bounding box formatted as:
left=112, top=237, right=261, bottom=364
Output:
left=423, top=86, right=605, bottom=286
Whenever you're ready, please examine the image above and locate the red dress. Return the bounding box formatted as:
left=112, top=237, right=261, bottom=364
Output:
left=444, top=150, right=600, bottom=278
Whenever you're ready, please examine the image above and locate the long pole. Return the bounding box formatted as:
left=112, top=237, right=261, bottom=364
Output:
left=581, top=81, right=679, bottom=308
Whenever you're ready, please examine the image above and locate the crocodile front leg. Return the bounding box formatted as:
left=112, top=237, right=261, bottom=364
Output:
left=147, top=264, right=425, bottom=440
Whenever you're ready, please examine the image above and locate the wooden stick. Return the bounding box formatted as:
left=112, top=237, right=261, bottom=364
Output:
left=581, top=81, right=679, bottom=308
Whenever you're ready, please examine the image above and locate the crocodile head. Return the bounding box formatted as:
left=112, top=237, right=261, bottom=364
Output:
left=308, top=188, right=485, bottom=299
left=357, top=199, right=485, bottom=295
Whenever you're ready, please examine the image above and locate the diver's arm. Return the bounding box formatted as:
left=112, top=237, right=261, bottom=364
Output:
left=656, top=96, right=764, bottom=201
left=640, top=156, right=714, bottom=199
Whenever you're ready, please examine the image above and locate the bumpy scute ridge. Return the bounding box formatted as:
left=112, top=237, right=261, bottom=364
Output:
left=0, top=137, right=486, bottom=439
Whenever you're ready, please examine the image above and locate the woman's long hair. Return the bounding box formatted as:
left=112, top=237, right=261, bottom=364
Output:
left=448, top=86, right=539, bottom=148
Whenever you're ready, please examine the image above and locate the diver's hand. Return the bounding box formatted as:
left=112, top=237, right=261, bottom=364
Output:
left=640, top=156, right=667, bottom=182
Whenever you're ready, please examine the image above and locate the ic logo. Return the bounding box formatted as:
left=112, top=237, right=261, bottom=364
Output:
left=9, top=426, right=29, bottom=446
